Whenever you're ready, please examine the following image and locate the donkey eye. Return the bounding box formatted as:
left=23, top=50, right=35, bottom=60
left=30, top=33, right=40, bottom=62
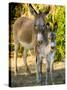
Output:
left=34, top=24, right=38, bottom=29
left=48, top=35, right=51, bottom=40
left=35, top=25, right=38, bottom=29
left=43, top=24, right=45, bottom=27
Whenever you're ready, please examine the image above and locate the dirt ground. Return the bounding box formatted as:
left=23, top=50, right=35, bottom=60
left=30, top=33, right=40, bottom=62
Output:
left=9, top=55, right=65, bottom=87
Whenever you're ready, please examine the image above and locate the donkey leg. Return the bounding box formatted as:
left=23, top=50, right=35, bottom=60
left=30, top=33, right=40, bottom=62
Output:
left=36, top=56, right=42, bottom=83
left=45, top=63, right=48, bottom=85
left=45, top=61, right=50, bottom=85
left=40, top=60, right=42, bottom=84
left=23, top=49, right=31, bottom=75
left=36, top=57, right=40, bottom=83
left=14, top=43, right=18, bottom=75
left=50, top=60, right=54, bottom=84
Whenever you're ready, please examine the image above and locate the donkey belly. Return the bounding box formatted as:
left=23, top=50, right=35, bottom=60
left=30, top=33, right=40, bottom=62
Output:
left=19, top=40, right=34, bottom=49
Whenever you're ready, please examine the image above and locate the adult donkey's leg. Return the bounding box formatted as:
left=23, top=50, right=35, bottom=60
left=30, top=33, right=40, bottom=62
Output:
left=23, top=48, right=31, bottom=75
left=14, top=42, right=19, bottom=75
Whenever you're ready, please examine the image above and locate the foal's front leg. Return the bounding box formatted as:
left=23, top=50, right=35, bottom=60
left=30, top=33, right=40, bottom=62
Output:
left=46, top=54, right=55, bottom=85
left=45, top=62, right=48, bottom=85
left=45, top=60, right=50, bottom=85
left=50, top=60, right=54, bottom=84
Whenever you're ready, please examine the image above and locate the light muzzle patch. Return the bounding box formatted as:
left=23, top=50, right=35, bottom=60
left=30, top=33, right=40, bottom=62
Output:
left=50, top=42, right=56, bottom=47
left=37, top=33, right=43, bottom=41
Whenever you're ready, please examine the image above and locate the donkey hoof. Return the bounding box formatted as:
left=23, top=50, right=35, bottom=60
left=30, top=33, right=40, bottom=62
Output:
left=14, top=71, right=17, bottom=76
left=24, top=72, right=28, bottom=76
left=52, top=82, right=55, bottom=85
left=36, top=80, right=41, bottom=84
left=26, top=70, right=31, bottom=75
left=45, top=81, right=48, bottom=85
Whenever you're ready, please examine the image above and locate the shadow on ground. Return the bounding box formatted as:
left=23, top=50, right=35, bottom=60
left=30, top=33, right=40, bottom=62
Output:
left=9, top=65, right=65, bottom=87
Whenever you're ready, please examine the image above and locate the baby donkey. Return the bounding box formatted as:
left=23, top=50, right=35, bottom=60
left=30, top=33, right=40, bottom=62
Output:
left=36, top=22, right=58, bottom=85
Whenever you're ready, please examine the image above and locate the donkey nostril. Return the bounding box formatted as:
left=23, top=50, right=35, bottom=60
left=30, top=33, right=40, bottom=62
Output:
left=51, top=46, right=55, bottom=49
left=38, top=40, right=43, bottom=45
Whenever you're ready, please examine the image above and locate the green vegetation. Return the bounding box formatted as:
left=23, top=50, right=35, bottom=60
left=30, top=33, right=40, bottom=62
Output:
left=9, top=3, right=65, bottom=61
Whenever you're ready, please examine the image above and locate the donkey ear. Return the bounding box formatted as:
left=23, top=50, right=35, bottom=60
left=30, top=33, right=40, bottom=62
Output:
left=42, top=6, right=50, bottom=17
left=54, top=22, right=58, bottom=31
left=29, top=4, right=38, bottom=16
left=46, top=23, right=51, bottom=30
left=45, top=6, right=50, bottom=15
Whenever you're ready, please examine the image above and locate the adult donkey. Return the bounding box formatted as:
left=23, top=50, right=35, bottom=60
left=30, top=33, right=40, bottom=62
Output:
left=13, top=4, right=50, bottom=75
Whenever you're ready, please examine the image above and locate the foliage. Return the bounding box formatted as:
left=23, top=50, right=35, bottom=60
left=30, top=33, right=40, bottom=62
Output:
left=55, top=6, right=65, bottom=61
left=9, top=3, right=65, bottom=61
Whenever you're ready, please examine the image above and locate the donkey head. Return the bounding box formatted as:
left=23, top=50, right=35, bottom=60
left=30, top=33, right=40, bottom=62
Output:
left=47, top=22, right=58, bottom=51
left=29, top=4, right=50, bottom=45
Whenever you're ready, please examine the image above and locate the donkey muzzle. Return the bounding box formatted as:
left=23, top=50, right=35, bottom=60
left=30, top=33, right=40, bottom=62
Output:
left=37, top=33, right=43, bottom=45
left=50, top=42, right=56, bottom=50
left=51, top=46, right=55, bottom=50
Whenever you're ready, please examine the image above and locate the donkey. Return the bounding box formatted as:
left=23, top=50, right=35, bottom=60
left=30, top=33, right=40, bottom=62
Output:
left=36, top=22, right=58, bottom=85
left=13, top=4, right=50, bottom=75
